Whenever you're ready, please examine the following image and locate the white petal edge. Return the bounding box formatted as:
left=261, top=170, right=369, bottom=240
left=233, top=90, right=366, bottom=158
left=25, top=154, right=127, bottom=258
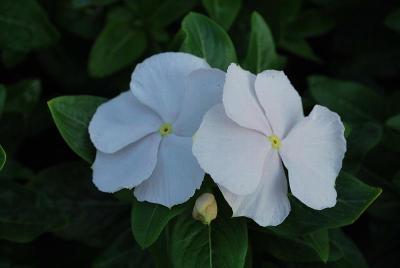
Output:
left=89, top=91, right=162, bottom=154
left=280, top=105, right=346, bottom=210
left=174, top=68, right=225, bottom=136
left=193, top=104, right=268, bottom=195
left=223, top=63, right=271, bottom=135
left=130, top=52, right=210, bottom=123
left=219, top=151, right=290, bottom=227
left=134, top=135, right=204, bottom=208
left=255, top=70, right=304, bottom=139
left=92, top=133, right=161, bottom=193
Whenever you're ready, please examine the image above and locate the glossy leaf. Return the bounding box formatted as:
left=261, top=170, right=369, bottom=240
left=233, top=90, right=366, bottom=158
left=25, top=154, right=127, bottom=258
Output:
left=0, top=145, right=5, bottom=170
left=48, top=95, right=106, bottom=163
left=270, top=172, right=382, bottom=236
left=170, top=212, right=248, bottom=268
left=88, top=13, right=147, bottom=78
left=181, top=12, right=237, bottom=70
left=308, top=76, right=385, bottom=122
left=387, top=114, right=400, bottom=132
left=131, top=199, right=188, bottom=249
left=0, top=0, right=59, bottom=52
left=281, top=37, right=322, bottom=62
left=202, top=0, right=241, bottom=30
left=33, top=163, right=129, bottom=247
left=243, top=12, right=285, bottom=73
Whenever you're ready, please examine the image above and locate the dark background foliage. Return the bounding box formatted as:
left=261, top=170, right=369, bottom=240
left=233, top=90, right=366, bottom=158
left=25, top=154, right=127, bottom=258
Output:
left=0, top=0, right=399, bottom=267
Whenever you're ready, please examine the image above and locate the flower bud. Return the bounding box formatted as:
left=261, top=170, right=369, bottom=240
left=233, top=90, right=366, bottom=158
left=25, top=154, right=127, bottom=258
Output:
left=192, top=193, right=217, bottom=225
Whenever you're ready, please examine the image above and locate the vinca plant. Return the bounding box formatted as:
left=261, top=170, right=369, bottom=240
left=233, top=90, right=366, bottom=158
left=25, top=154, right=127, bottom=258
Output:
left=1, top=0, right=399, bottom=267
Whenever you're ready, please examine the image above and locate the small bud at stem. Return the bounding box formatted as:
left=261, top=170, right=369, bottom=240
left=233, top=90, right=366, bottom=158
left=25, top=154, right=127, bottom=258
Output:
left=192, top=193, right=218, bottom=225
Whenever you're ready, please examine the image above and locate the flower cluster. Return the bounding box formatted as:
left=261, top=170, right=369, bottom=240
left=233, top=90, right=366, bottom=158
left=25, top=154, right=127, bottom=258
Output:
left=89, top=52, right=346, bottom=226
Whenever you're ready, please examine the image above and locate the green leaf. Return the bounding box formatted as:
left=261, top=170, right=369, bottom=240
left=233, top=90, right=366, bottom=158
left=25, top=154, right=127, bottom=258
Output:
left=3, top=79, right=41, bottom=117
left=0, top=145, right=5, bottom=170
left=385, top=8, right=400, bottom=33
left=1, top=49, right=27, bottom=68
left=148, top=0, right=198, bottom=29
left=48, top=95, right=106, bottom=163
left=308, top=75, right=385, bottom=122
left=280, top=37, right=322, bottom=62
left=181, top=12, right=237, bottom=70
left=0, top=180, right=66, bottom=243
left=170, top=212, right=248, bottom=268
left=94, top=229, right=153, bottom=268
left=72, top=0, right=119, bottom=8
left=386, top=113, right=400, bottom=131
left=202, top=0, right=241, bottom=30
left=270, top=172, right=382, bottom=236
left=243, top=12, right=286, bottom=73
left=286, top=9, right=335, bottom=38
left=0, top=0, right=59, bottom=52
left=131, top=199, right=188, bottom=249
left=0, top=85, right=6, bottom=115
left=259, top=229, right=335, bottom=263
left=88, top=12, right=147, bottom=78
left=344, top=122, right=383, bottom=172
left=33, top=163, right=129, bottom=247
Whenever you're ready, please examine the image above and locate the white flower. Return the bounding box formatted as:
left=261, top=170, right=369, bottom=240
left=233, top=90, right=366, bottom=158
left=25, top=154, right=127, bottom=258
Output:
left=193, top=64, right=346, bottom=226
left=89, top=52, right=225, bottom=208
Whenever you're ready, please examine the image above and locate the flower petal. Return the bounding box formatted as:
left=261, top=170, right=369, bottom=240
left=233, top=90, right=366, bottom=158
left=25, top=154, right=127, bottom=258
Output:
left=223, top=63, right=271, bottom=135
left=134, top=135, right=204, bottom=208
left=89, top=91, right=162, bottom=154
left=219, top=151, right=290, bottom=227
left=130, top=52, right=210, bottom=123
left=174, top=68, right=225, bottom=136
left=280, top=105, right=346, bottom=210
left=193, top=104, right=268, bottom=195
left=255, top=70, right=303, bottom=138
left=92, top=133, right=161, bottom=193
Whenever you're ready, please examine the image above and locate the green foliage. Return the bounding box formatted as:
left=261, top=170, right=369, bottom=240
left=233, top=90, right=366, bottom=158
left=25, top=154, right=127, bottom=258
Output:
left=0, top=0, right=398, bottom=266
left=48, top=96, right=106, bottom=163
left=170, top=211, right=248, bottom=268
left=131, top=199, right=188, bottom=249
left=202, top=0, right=242, bottom=30
left=0, top=0, right=59, bottom=52
left=181, top=12, right=237, bottom=70
left=88, top=9, right=147, bottom=78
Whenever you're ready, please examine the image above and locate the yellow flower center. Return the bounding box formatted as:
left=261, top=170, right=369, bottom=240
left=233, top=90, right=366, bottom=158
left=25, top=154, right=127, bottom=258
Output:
left=268, top=134, right=281, bottom=150
left=159, top=123, right=173, bottom=137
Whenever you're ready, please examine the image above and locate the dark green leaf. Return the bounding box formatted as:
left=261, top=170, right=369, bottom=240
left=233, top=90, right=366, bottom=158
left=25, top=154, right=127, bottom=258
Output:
left=280, top=37, right=322, bottom=62
left=170, top=212, right=248, bottom=268
left=344, top=122, right=383, bottom=172
left=303, top=229, right=330, bottom=263
left=386, top=113, right=400, bottom=132
left=0, top=145, right=5, bottom=171
left=308, top=76, right=385, bottom=122
left=0, top=180, right=66, bottom=243
left=243, top=12, right=286, bottom=73
left=72, top=0, right=119, bottom=8
left=271, top=172, right=382, bottom=235
left=1, top=49, right=27, bottom=68
left=202, top=0, right=241, bottom=30
left=385, top=8, right=400, bottom=33
left=94, top=229, right=152, bottom=268
left=149, top=0, right=198, bottom=29
left=88, top=12, right=147, bottom=78
left=0, top=0, right=59, bottom=52
left=48, top=95, right=106, bottom=163
left=0, top=85, right=5, bottom=116
left=286, top=9, right=335, bottom=38
left=33, top=163, right=129, bottom=247
left=131, top=199, right=188, bottom=249
left=3, top=80, right=41, bottom=117
left=181, top=12, right=237, bottom=70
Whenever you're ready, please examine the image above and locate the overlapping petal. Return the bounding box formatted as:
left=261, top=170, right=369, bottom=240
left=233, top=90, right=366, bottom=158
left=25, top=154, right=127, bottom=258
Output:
left=223, top=64, right=271, bottom=135
left=130, top=52, right=210, bottom=123
left=220, top=151, right=290, bottom=226
left=89, top=91, right=162, bottom=154
left=255, top=70, right=303, bottom=138
left=280, top=105, right=346, bottom=210
left=174, top=68, right=225, bottom=136
left=134, top=135, right=204, bottom=208
left=193, top=104, right=269, bottom=195
left=92, top=133, right=161, bottom=193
